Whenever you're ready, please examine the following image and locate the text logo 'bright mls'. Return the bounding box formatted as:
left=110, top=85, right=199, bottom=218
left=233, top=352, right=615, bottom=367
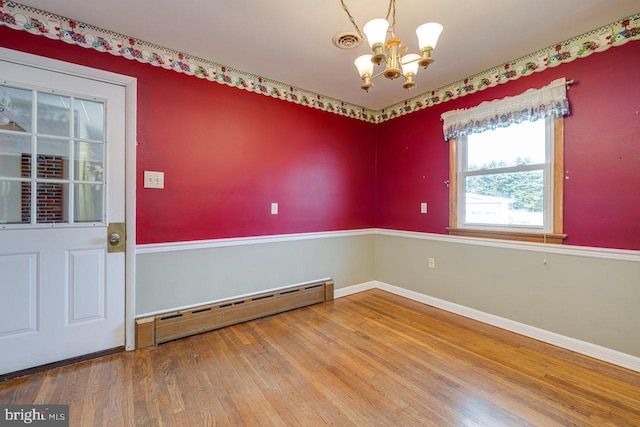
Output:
left=1, top=405, right=68, bottom=426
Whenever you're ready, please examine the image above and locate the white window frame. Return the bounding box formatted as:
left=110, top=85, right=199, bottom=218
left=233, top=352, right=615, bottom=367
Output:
left=457, top=117, right=554, bottom=233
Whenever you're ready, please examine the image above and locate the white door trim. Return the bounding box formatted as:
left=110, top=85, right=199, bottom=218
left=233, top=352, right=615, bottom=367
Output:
left=0, top=47, right=138, bottom=351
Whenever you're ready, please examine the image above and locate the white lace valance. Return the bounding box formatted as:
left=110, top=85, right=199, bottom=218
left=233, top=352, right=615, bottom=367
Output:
left=441, top=78, right=570, bottom=141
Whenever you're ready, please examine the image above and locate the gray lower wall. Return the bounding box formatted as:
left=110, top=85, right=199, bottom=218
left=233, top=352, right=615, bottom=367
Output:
left=136, top=233, right=375, bottom=315
left=374, top=233, right=640, bottom=358
left=135, top=230, right=640, bottom=359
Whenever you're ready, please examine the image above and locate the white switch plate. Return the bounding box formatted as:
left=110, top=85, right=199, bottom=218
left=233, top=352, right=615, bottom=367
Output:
left=271, top=202, right=278, bottom=215
left=144, top=171, right=165, bottom=189
left=421, top=202, right=428, bottom=213
left=428, top=257, right=435, bottom=269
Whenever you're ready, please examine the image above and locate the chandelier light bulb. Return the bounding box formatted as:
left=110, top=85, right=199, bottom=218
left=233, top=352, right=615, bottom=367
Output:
left=354, top=55, right=374, bottom=77
left=354, top=54, right=375, bottom=91
left=401, top=54, right=421, bottom=77
left=416, top=22, right=443, bottom=51
left=363, top=18, right=389, bottom=48
left=401, top=54, right=421, bottom=90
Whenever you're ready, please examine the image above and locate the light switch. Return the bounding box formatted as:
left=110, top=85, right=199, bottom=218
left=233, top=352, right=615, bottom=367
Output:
left=420, top=202, right=428, bottom=213
left=271, top=202, right=278, bottom=215
left=144, top=171, right=164, bottom=189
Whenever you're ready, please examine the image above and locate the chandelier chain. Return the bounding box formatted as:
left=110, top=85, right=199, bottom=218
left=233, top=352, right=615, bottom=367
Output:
left=339, top=0, right=364, bottom=39
left=386, top=0, right=396, bottom=35
left=339, top=0, right=398, bottom=40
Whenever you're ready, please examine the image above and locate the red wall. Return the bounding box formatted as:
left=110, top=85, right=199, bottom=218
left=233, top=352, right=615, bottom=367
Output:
left=1, top=26, right=638, bottom=250
left=376, top=41, right=640, bottom=250
left=0, top=27, right=377, bottom=243
left=135, top=71, right=377, bottom=242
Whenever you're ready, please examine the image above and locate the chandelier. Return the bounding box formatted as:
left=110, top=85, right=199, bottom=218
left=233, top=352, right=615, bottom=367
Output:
left=340, top=0, right=443, bottom=91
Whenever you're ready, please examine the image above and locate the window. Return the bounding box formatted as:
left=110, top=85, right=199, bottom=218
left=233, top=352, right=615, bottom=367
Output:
left=442, top=78, right=569, bottom=244
left=0, top=83, right=106, bottom=227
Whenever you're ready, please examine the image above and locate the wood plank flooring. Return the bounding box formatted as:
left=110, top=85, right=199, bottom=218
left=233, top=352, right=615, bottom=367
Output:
left=1, top=289, right=639, bottom=426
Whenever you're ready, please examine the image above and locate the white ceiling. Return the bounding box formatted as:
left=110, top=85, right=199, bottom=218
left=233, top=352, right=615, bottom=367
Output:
left=15, top=0, right=639, bottom=110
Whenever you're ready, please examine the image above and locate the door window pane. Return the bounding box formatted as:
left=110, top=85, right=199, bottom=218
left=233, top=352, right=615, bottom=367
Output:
left=0, top=180, right=28, bottom=224
left=75, top=141, right=104, bottom=182
left=0, top=134, right=31, bottom=178
left=36, top=137, right=69, bottom=180
left=37, top=93, right=70, bottom=137
left=74, top=183, right=103, bottom=223
left=0, top=85, right=32, bottom=132
left=36, top=182, right=68, bottom=223
left=75, top=99, right=104, bottom=140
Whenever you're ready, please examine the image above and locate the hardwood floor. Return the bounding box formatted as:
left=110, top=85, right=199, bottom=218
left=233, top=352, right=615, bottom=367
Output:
left=1, top=289, right=639, bottom=426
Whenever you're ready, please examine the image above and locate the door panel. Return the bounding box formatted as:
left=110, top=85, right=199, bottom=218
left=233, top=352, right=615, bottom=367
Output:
left=0, top=253, right=37, bottom=337
left=67, top=248, right=105, bottom=324
left=0, top=58, right=125, bottom=374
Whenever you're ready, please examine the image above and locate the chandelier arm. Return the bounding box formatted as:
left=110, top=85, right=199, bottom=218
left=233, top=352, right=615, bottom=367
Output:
left=339, top=0, right=365, bottom=39
left=371, top=70, right=387, bottom=81
left=402, top=56, right=421, bottom=65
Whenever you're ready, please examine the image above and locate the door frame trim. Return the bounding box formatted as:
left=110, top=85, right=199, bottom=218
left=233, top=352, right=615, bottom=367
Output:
left=0, top=47, right=138, bottom=351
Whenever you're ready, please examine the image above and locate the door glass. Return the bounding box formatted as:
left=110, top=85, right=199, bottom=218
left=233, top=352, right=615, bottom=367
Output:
left=0, top=180, right=28, bottom=224
left=36, top=137, right=69, bottom=180
left=75, top=141, right=104, bottom=182
left=1, top=85, right=105, bottom=226
left=75, top=99, right=104, bottom=140
left=0, top=85, right=32, bottom=132
left=36, top=182, right=68, bottom=223
left=0, top=134, right=31, bottom=178
left=75, top=183, right=103, bottom=223
left=37, top=93, right=71, bottom=137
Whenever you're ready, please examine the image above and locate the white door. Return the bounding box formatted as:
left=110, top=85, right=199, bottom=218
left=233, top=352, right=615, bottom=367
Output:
left=0, top=58, right=126, bottom=375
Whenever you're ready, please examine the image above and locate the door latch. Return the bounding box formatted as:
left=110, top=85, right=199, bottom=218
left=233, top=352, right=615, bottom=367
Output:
left=107, top=222, right=126, bottom=253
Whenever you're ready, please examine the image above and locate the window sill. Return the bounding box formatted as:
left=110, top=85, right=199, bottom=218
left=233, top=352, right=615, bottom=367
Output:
left=446, top=228, right=567, bottom=244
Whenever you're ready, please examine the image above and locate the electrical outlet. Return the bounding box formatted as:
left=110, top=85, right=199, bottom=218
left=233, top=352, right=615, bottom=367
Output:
left=428, top=257, right=435, bottom=269
left=144, top=171, right=164, bottom=189
left=421, top=202, right=428, bottom=213
left=271, top=202, right=278, bottom=215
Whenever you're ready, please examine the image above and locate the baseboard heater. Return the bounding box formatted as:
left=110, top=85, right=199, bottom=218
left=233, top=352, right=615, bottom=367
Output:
left=135, top=279, right=334, bottom=349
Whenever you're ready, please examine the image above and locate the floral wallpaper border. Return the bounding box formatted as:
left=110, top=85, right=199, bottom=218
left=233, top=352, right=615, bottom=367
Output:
left=0, top=1, right=638, bottom=124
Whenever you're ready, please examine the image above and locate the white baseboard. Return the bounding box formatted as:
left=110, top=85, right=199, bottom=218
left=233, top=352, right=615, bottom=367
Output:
left=335, top=281, right=640, bottom=373
left=335, top=281, right=376, bottom=299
